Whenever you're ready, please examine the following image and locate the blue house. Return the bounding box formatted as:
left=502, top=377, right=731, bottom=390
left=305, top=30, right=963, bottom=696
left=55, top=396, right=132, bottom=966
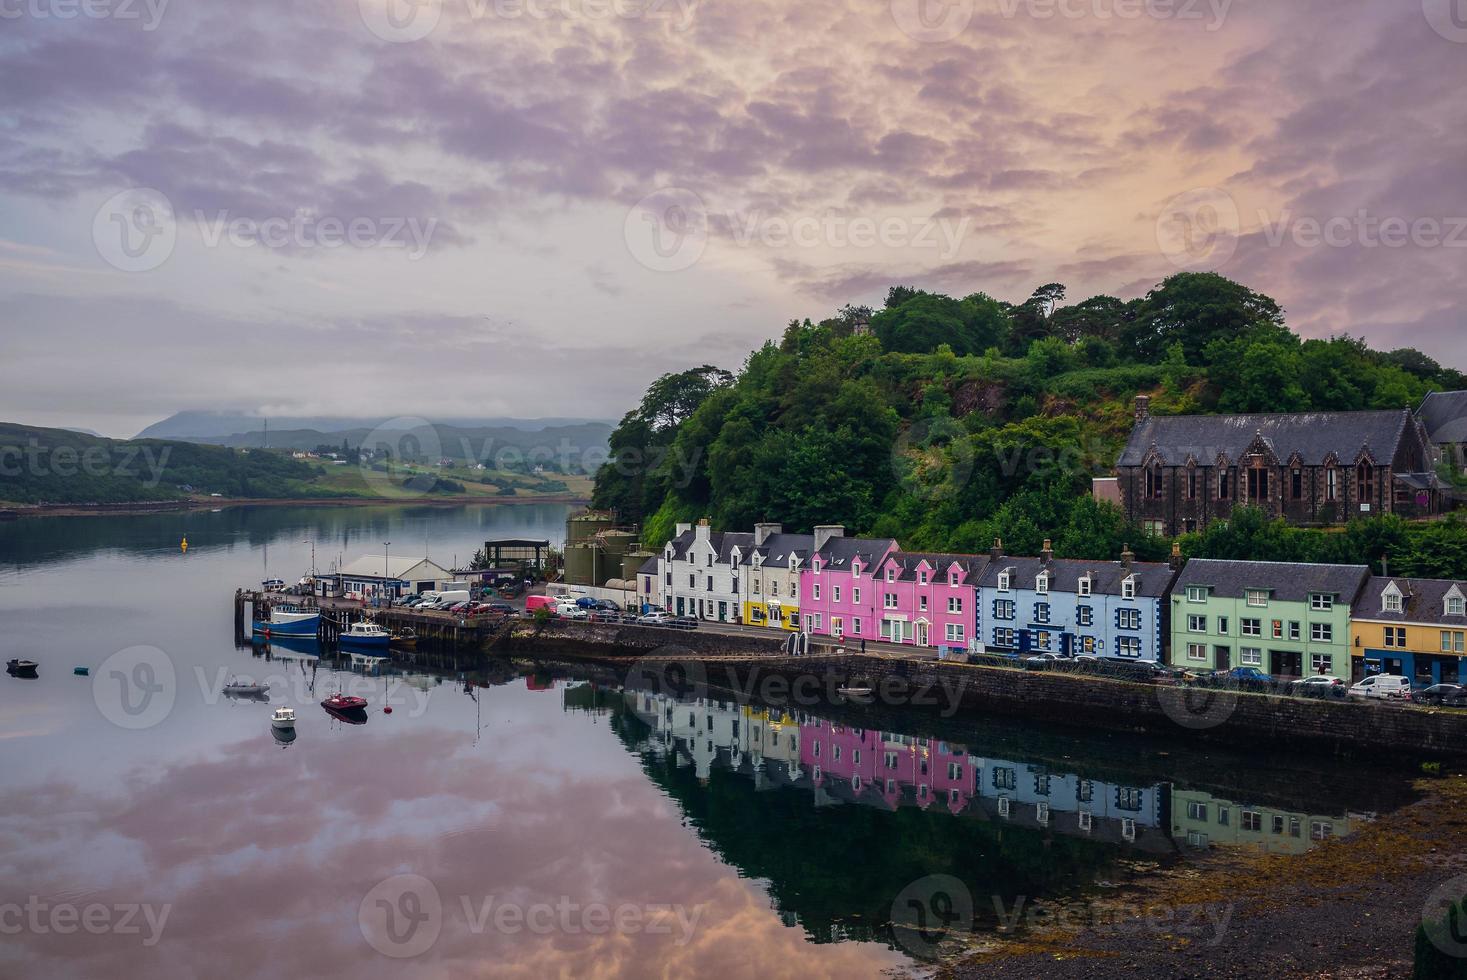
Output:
left=973, top=540, right=1181, bottom=663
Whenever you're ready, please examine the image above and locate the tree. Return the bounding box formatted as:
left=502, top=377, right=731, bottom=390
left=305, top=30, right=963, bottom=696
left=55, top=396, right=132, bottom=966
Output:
left=1128, top=272, right=1285, bottom=363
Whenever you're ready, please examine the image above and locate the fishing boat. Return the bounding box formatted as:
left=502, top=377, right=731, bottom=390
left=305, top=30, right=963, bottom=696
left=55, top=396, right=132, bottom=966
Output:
left=271, top=706, right=296, bottom=729
left=272, top=725, right=297, bottom=745
left=251, top=604, right=321, bottom=638
left=6, top=659, right=38, bottom=677
left=390, top=627, right=418, bottom=651
left=321, top=692, right=369, bottom=723
left=339, top=619, right=390, bottom=651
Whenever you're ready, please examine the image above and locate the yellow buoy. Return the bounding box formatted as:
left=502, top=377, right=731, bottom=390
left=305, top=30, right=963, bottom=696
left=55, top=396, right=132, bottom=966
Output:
left=181, top=536, right=188, bottom=553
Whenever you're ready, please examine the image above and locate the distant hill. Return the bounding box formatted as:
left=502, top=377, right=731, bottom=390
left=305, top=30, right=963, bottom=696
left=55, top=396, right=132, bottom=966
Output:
left=136, top=411, right=613, bottom=440
left=165, top=421, right=612, bottom=465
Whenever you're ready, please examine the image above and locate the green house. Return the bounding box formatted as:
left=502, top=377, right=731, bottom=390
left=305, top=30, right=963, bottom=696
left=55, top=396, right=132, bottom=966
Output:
left=1168, top=559, right=1370, bottom=680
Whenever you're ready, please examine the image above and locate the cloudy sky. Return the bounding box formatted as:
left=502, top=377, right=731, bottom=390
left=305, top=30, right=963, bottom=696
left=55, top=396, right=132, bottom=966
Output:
left=2, top=0, right=1464, bottom=436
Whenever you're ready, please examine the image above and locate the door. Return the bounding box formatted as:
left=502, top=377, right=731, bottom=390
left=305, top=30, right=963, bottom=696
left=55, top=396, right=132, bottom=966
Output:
left=1215, top=646, right=1231, bottom=670
left=1019, top=630, right=1032, bottom=653
left=1061, top=634, right=1073, bottom=657
left=676, top=597, right=685, bottom=616
left=1270, top=650, right=1301, bottom=678
left=916, top=622, right=929, bottom=647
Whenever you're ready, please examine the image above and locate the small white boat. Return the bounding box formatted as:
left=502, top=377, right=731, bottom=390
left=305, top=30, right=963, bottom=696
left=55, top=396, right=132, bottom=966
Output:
left=223, top=678, right=270, bottom=698
left=836, top=685, right=874, bottom=698
left=339, top=619, right=390, bottom=650
left=271, top=706, right=296, bottom=729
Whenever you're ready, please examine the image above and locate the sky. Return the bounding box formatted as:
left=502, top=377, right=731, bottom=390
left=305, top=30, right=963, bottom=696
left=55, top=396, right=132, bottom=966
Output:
left=1, top=0, right=1464, bottom=437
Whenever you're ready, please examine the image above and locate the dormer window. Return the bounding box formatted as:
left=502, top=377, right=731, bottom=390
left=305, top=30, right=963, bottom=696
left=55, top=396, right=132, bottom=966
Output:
left=1036, top=572, right=1049, bottom=595
left=1078, top=576, right=1092, bottom=597
left=1310, top=594, right=1333, bottom=612
left=918, top=569, right=929, bottom=585
left=1187, top=587, right=1207, bottom=603
left=886, top=568, right=895, bottom=583
left=1383, top=590, right=1403, bottom=614
left=998, top=572, right=1011, bottom=592
left=949, top=571, right=959, bottom=587
left=1449, top=595, right=1466, bottom=617
left=813, top=557, right=821, bottom=574
left=1121, top=576, right=1137, bottom=601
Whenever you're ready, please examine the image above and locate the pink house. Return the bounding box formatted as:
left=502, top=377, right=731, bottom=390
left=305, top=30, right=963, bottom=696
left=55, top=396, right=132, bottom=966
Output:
left=872, top=552, right=987, bottom=653
left=796, top=526, right=897, bottom=641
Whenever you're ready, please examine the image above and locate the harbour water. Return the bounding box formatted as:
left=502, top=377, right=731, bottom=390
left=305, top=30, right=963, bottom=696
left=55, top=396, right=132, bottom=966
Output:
left=0, top=505, right=1420, bottom=978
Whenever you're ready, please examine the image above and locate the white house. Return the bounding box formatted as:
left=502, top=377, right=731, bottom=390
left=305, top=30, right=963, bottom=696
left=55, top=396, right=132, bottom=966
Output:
left=658, top=519, right=752, bottom=623
left=334, top=555, right=454, bottom=600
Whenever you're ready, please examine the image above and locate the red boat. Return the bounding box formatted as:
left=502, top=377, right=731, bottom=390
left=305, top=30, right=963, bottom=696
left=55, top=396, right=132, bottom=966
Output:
left=321, top=693, right=368, bottom=712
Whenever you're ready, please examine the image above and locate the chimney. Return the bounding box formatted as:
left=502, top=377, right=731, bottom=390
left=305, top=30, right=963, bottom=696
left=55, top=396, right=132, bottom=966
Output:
left=814, top=525, right=845, bottom=553
left=1170, top=540, right=1184, bottom=572
left=990, top=537, right=1003, bottom=562
left=1041, top=538, right=1053, bottom=563
left=695, top=517, right=711, bottom=542
left=754, top=522, right=782, bottom=547
left=1121, top=543, right=1135, bottom=572
left=1135, top=395, right=1151, bottom=422
left=675, top=522, right=692, bottom=536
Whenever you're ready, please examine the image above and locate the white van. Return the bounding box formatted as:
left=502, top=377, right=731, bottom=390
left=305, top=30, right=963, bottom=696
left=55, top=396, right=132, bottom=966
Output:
left=431, top=590, right=470, bottom=609
left=1348, top=674, right=1412, bottom=700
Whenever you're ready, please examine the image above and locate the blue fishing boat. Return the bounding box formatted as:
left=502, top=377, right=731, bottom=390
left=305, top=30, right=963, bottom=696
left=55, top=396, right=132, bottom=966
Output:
left=338, top=619, right=390, bottom=651
left=252, top=605, right=321, bottom=638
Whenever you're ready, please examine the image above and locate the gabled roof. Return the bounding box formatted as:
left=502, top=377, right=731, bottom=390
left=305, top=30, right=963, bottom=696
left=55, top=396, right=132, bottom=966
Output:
left=336, top=555, right=449, bottom=580
left=638, top=555, right=659, bottom=575
left=976, top=556, right=1175, bottom=598
left=1418, top=391, right=1467, bottom=443
left=1353, top=575, right=1467, bottom=626
left=1118, top=409, right=1413, bottom=467
left=740, top=532, right=814, bottom=567
left=877, top=551, right=989, bottom=583
left=812, top=536, right=899, bottom=571
left=1174, top=559, right=1371, bottom=604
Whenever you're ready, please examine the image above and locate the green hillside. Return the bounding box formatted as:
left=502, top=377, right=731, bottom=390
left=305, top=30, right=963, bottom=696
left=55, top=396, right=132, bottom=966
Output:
left=592, top=272, right=1467, bottom=577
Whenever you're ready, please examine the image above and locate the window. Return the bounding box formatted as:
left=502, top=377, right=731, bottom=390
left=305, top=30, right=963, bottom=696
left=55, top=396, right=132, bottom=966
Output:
left=851, top=587, right=860, bottom=604
left=1187, top=801, right=1208, bottom=821
left=1187, top=615, right=1208, bottom=633
left=1384, top=627, right=1406, bottom=648
left=1144, top=519, right=1166, bottom=537
left=992, top=767, right=1017, bottom=790
left=1036, top=573, right=1050, bottom=595
left=1116, top=787, right=1143, bottom=811
left=884, top=592, right=898, bottom=609
left=1292, top=469, right=1303, bottom=500
left=998, top=572, right=1011, bottom=592
left=1079, top=577, right=1093, bottom=597
left=1117, top=636, right=1143, bottom=658
left=993, top=628, right=1017, bottom=648
left=1450, top=595, right=1466, bottom=616
left=918, top=569, right=929, bottom=585
left=1444, top=632, right=1467, bottom=654
left=1311, top=594, right=1333, bottom=611
left=885, top=752, right=898, bottom=769
left=1358, top=461, right=1375, bottom=501
left=1246, top=590, right=1269, bottom=607
left=832, top=586, right=840, bottom=603
left=919, top=595, right=928, bottom=612
left=1122, top=576, right=1137, bottom=600
left=947, top=597, right=962, bottom=614
left=1218, top=616, right=1229, bottom=635
left=1079, top=811, right=1093, bottom=832
left=1272, top=815, right=1285, bottom=835
left=1082, top=636, right=1097, bottom=653
left=1145, top=464, right=1164, bottom=499
left=1242, top=618, right=1262, bottom=637
left=1188, top=468, right=1199, bottom=500
left=1241, top=647, right=1262, bottom=666
left=1186, top=643, right=1207, bottom=662
left=1247, top=467, right=1270, bottom=502
left=1384, top=591, right=1402, bottom=613
left=1033, top=773, right=1052, bottom=796
left=809, top=614, right=822, bottom=631
left=1218, top=470, right=1231, bottom=500
left=1217, top=808, right=1230, bottom=827
left=1035, top=630, right=1052, bottom=651
left=1272, top=620, right=1284, bottom=640
left=1311, top=623, right=1333, bottom=643
left=1311, top=653, right=1333, bottom=674
left=1242, top=810, right=1262, bottom=832
left=1035, top=603, right=1051, bottom=624
left=1326, top=467, right=1339, bottom=501
left=1117, top=608, right=1142, bottom=630
left=994, top=599, right=1016, bottom=620
left=771, top=580, right=779, bottom=597
left=1187, top=586, right=1208, bottom=603
left=1077, top=605, right=1093, bottom=627
left=945, top=623, right=964, bottom=642
left=1311, top=821, right=1334, bottom=841
left=885, top=568, right=894, bottom=582
left=1289, top=622, right=1301, bottom=642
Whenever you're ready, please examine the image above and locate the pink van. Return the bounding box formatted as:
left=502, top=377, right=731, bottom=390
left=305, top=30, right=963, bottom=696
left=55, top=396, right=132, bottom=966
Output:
left=524, top=595, right=558, bottom=614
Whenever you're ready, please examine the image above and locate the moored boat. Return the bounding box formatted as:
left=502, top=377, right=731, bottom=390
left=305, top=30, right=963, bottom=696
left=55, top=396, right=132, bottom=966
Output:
left=271, top=706, right=296, bottom=729
left=252, top=605, right=321, bottom=638
left=223, top=677, right=270, bottom=698
left=390, top=627, right=418, bottom=651
left=321, top=692, right=369, bottom=723
left=6, top=659, right=38, bottom=677
left=339, top=619, right=390, bottom=650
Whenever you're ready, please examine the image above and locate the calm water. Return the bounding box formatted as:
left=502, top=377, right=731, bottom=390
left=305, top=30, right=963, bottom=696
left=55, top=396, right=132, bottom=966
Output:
left=0, top=505, right=1418, bottom=978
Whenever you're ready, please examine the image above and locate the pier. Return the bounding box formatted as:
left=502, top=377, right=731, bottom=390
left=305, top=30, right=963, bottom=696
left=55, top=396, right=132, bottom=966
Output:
left=234, top=589, right=512, bottom=655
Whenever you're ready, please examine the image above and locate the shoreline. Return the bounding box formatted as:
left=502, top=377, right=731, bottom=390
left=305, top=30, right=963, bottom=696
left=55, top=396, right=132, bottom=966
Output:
left=0, top=494, right=590, bottom=519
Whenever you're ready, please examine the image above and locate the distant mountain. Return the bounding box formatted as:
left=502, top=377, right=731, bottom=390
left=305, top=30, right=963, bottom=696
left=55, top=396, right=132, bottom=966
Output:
left=61, top=427, right=104, bottom=437
left=135, top=411, right=614, bottom=441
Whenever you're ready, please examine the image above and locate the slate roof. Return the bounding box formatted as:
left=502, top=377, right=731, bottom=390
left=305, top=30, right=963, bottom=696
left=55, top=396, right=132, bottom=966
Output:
left=812, top=535, right=899, bottom=571
left=718, top=532, right=754, bottom=563
left=638, top=555, right=659, bottom=575
left=878, top=551, right=990, bottom=583
left=665, top=529, right=696, bottom=560
left=1353, top=576, right=1467, bottom=626
left=740, top=533, right=814, bottom=567
left=1418, top=391, right=1467, bottom=444
left=1173, top=559, right=1371, bottom=604
left=1118, top=409, right=1413, bottom=467
left=975, top=556, right=1177, bottom=598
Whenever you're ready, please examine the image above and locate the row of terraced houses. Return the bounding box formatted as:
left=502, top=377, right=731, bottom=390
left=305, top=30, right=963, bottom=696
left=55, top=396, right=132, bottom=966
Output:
left=637, top=520, right=1467, bottom=685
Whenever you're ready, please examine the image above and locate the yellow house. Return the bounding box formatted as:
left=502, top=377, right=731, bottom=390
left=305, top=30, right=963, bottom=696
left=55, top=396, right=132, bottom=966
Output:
left=739, top=524, right=810, bottom=632
left=1351, top=576, right=1467, bottom=686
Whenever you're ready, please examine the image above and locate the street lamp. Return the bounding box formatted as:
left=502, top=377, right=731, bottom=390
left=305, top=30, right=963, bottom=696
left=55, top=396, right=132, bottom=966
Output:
left=383, top=541, right=391, bottom=607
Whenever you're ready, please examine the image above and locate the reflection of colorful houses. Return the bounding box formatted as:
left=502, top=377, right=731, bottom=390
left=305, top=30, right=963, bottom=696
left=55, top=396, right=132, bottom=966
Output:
left=1169, top=788, right=1360, bottom=855
left=797, top=527, right=899, bottom=641
left=738, top=524, right=812, bottom=632
left=871, top=552, right=986, bottom=652
left=1351, top=575, right=1467, bottom=685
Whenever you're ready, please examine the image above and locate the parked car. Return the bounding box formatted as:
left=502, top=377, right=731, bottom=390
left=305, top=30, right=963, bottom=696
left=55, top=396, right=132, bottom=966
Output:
left=560, top=606, right=589, bottom=620
left=1411, top=683, right=1464, bottom=706
left=594, top=599, right=621, bottom=612
left=1348, top=674, right=1412, bottom=700
left=447, top=601, right=473, bottom=613
left=1202, top=666, right=1275, bottom=691
left=1290, top=675, right=1348, bottom=699
left=1022, top=652, right=1065, bottom=670
left=670, top=616, right=699, bottom=630
left=637, top=611, right=674, bottom=625
left=575, top=596, right=599, bottom=610
left=484, top=602, right=515, bottom=615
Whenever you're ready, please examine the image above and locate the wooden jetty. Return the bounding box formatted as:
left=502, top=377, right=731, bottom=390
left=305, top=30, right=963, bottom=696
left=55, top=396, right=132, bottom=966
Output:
left=234, top=590, right=511, bottom=656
